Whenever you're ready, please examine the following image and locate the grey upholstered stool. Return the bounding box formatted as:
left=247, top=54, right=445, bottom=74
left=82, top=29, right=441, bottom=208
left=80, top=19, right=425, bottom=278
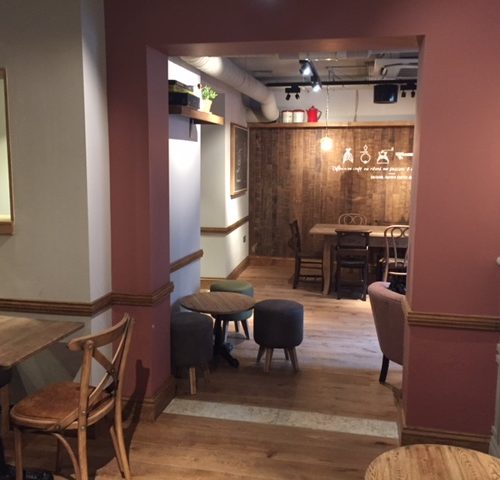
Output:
left=209, top=279, right=254, bottom=340
left=253, top=299, right=304, bottom=373
left=171, top=312, right=213, bottom=394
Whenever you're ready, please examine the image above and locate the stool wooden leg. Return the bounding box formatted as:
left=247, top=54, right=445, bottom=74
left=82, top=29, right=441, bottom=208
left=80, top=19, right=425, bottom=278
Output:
left=189, top=367, right=197, bottom=395
left=256, top=345, right=265, bottom=363
left=284, top=349, right=289, bottom=361
left=264, top=348, right=273, bottom=373
left=289, top=348, right=299, bottom=372
left=222, top=321, right=229, bottom=342
left=241, top=320, right=250, bottom=339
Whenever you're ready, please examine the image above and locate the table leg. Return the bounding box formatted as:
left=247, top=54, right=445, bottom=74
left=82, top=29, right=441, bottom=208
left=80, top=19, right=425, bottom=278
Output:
left=213, top=316, right=239, bottom=368
left=322, top=236, right=333, bottom=295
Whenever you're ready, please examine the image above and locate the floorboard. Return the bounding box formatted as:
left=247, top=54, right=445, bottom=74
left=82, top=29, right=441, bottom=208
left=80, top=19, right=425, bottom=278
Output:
left=5, top=261, right=402, bottom=479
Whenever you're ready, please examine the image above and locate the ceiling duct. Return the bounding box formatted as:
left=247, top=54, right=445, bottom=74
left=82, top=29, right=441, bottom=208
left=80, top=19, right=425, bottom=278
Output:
left=180, top=56, right=280, bottom=122
left=370, top=58, right=419, bottom=79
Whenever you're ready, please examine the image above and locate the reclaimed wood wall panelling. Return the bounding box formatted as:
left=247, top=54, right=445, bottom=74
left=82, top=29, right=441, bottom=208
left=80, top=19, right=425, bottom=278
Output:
left=249, top=126, right=414, bottom=257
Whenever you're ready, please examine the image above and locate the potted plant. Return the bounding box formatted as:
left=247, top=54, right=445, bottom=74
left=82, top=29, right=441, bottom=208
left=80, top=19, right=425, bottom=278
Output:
left=199, top=84, right=218, bottom=112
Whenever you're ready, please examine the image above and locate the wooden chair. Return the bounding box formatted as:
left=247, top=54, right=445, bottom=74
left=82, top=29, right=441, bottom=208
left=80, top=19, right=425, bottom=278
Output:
left=288, top=220, right=323, bottom=289
left=380, top=225, right=409, bottom=281
left=0, top=368, right=12, bottom=437
left=10, top=314, right=134, bottom=480
left=338, top=213, right=367, bottom=225
left=334, top=230, right=371, bottom=301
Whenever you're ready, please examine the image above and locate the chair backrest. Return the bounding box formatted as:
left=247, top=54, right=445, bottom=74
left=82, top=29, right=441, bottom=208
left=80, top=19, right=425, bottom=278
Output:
left=338, top=213, right=367, bottom=225
left=288, top=220, right=302, bottom=255
left=336, top=230, right=371, bottom=259
left=384, top=225, right=410, bottom=270
left=64, top=314, right=134, bottom=430
left=368, top=282, right=405, bottom=365
left=336, top=230, right=370, bottom=249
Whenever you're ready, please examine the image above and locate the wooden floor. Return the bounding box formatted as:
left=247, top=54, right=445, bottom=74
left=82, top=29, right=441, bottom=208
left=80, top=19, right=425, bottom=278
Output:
left=5, top=261, right=402, bottom=479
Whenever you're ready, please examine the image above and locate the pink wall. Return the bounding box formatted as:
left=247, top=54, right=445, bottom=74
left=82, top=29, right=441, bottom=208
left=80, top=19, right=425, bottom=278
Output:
left=104, top=0, right=500, bottom=431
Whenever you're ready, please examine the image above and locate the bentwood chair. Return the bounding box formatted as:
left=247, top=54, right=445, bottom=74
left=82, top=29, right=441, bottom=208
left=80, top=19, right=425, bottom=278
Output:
left=380, top=225, right=410, bottom=281
left=334, top=230, right=371, bottom=301
left=338, top=213, right=367, bottom=225
left=10, top=314, right=134, bottom=480
left=288, top=220, right=323, bottom=289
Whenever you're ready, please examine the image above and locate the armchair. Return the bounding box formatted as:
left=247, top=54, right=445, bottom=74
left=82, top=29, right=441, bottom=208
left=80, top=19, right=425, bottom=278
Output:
left=367, top=281, right=405, bottom=383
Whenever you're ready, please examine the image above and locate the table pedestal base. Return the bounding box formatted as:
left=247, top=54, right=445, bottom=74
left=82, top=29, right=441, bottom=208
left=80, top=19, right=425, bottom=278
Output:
left=213, top=317, right=239, bottom=368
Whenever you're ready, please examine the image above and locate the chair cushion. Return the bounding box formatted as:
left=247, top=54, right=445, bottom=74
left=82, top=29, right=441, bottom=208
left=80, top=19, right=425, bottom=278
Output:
left=10, top=382, right=111, bottom=431
left=171, top=312, right=213, bottom=367
left=253, top=299, right=304, bottom=348
left=210, top=280, right=254, bottom=320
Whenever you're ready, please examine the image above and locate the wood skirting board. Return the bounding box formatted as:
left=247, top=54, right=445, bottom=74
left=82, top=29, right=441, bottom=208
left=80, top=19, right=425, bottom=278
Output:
left=200, top=256, right=250, bottom=290
left=201, top=216, right=249, bottom=235
left=123, top=375, right=176, bottom=422
left=0, top=281, right=174, bottom=317
left=170, top=249, right=203, bottom=273
left=403, top=298, right=500, bottom=332
left=401, top=424, right=491, bottom=453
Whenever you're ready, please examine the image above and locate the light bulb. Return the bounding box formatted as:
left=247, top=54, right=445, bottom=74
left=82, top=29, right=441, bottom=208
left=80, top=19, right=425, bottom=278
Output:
left=320, top=136, right=333, bottom=152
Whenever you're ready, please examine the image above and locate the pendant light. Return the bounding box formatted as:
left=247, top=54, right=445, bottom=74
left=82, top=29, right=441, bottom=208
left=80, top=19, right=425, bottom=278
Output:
left=320, top=85, right=333, bottom=151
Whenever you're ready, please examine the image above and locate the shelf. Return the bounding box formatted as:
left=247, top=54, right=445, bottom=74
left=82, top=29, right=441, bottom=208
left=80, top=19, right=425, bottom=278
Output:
left=248, top=121, right=415, bottom=129
left=169, top=105, right=224, bottom=126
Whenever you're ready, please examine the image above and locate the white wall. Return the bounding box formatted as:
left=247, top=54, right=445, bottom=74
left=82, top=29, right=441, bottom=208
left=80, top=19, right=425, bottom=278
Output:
left=81, top=0, right=111, bottom=301
left=271, top=84, right=416, bottom=122
left=0, top=0, right=90, bottom=302
left=0, top=0, right=113, bottom=395
left=168, top=60, right=202, bottom=303
left=200, top=75, right=249, bottom=278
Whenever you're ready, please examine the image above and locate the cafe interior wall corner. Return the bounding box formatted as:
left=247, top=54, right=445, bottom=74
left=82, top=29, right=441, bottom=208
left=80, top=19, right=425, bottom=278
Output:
left=200, top=74, right=249, bottom=278
left=0, top=0, right=113, bottom=398
left=168, top=60, right=202, bottom=303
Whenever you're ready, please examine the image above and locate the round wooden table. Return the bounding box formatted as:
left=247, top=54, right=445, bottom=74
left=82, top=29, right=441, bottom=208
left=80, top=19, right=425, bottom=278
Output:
left=365, top=444, right=500, bottom=479
left=180, top=292, right=255, bottom=368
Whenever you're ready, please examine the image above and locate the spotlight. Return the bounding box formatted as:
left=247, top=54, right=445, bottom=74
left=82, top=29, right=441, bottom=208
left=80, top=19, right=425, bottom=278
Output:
left=312, top=75, right=322, bottom=92
left=299, top=60, right=312, bottom=76
left=401, top=90, right=406, bottom=98
left=285, top=84, right=301, bottom=100
left=411, top=90, right=416, bottom=98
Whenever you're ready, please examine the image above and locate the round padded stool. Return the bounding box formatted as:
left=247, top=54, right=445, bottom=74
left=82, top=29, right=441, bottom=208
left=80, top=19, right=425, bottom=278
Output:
left=253, top=299, right=304, bottom=373
left=209, top=279, right=254, bottom=340
left=171, top=312, right=213, bottom=394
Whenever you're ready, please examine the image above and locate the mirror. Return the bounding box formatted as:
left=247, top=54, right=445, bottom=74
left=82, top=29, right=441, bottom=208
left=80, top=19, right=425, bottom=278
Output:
left=0, top=68, right=14, bottom=234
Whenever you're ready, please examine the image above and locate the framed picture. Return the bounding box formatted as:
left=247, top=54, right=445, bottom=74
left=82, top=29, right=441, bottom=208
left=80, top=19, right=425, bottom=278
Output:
left=230, top=123, right=248, bottom=198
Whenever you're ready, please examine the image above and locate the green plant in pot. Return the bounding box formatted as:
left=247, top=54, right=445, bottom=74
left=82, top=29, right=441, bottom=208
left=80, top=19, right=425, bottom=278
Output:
left=199, top=84, right=218, bottom=112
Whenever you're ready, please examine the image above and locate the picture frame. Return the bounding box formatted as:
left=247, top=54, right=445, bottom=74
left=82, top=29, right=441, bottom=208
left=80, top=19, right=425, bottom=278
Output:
left=230, top=123, right=248, bottom=198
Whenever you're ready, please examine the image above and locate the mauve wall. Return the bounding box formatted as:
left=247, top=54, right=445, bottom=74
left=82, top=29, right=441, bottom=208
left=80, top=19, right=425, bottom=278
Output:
left=104, top=0, right=500, bottom=432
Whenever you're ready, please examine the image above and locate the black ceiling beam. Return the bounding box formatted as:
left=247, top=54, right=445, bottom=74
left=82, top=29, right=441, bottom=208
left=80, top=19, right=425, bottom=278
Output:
left=265, top=79, right=417, bottom=87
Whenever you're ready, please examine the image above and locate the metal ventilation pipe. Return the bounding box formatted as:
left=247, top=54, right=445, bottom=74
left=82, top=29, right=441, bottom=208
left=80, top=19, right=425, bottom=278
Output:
left=180, top=56, right=279, bottom=122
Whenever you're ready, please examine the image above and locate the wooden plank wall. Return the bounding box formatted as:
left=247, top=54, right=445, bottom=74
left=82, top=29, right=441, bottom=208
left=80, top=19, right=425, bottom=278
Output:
left=249, top=125, right=414, bottom=257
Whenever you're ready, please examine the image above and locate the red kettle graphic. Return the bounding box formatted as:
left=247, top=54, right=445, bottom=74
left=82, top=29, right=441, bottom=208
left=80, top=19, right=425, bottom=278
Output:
left=307, top=106, right=322, bottom=122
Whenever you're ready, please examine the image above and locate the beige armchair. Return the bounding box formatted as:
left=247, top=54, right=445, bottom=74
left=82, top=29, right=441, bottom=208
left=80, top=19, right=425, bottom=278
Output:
left=368, top=281, right=405, bottom=383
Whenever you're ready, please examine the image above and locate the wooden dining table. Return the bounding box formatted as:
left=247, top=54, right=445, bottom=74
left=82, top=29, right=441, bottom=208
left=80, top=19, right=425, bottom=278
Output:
left=365, top=444, right=500, bottom=479
left=0, top=315, right=84, bottom=368
left=309, top=224, right=395, bottom=295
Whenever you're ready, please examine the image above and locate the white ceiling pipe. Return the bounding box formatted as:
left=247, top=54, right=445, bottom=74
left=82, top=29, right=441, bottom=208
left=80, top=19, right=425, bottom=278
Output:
left=180, top=56, right=279, bottom=122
